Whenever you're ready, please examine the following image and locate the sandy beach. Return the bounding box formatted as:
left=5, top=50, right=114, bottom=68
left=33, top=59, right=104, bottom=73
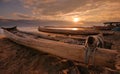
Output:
left=0, top=31, right=120, bottom=74
left=0, top=0, right=120, bottom=73
left=0, top=35, right=84, bottom=74
left=0, top=36, right=47, bottom=73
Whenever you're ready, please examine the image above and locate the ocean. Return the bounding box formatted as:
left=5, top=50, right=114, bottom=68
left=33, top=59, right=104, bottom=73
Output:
left=0, top=19, right=74, bottom=35
left=0, top=19, right=102, bottom=35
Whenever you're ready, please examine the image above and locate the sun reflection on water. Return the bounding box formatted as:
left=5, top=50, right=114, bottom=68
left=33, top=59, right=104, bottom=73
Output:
left=71, top=28, right=78, bottom=30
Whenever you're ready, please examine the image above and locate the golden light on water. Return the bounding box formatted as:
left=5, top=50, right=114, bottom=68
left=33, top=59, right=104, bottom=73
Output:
left=73, top=17, right=79, bottom=23
left=72, top=28, right=78, bottom=30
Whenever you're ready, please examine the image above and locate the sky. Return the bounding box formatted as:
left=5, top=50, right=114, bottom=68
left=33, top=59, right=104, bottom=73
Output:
left=0, top=0, right=120, bottom=24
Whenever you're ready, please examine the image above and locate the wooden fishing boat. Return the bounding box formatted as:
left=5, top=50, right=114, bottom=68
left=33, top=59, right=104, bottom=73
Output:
left=1, top=26, right=119, bottom=68
left=93, top=22, right=120, bottom=30
left=38, top=26, right=99, bottom=35
left=38, top=26, right=114, bottom=35
left=93, top=26, right=112, bottom=30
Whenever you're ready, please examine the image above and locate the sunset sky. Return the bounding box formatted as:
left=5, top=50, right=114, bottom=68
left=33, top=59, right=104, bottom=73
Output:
left=0, top=0, right=120, bottom=24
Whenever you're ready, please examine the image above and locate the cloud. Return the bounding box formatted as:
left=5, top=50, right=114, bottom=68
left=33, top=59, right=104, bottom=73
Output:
left=22, top=0, right=89, bottom=15
left=80, top=1, right=120, bottom=22
left=0, top=0, right=12, bottom=3
left=0, top=16, right=4, bottom=19
left=13, top=13, right=33, bottom=19
left=20, top=0, right=120, bottom=23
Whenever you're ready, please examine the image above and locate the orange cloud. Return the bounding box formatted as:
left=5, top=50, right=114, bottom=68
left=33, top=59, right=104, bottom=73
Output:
left=13, top=13, right=34, bottom=19
left=20, top=0, right=120, bottom=23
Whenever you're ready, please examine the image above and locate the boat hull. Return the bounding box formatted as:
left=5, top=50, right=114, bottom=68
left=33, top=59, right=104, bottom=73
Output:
left=38, top=26, right=114, bottom=35
left=38, top=27, right=99, bottom=35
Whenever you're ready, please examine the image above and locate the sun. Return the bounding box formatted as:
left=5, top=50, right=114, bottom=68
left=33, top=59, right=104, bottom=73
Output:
left=73, top=17, right=79, bottom=23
